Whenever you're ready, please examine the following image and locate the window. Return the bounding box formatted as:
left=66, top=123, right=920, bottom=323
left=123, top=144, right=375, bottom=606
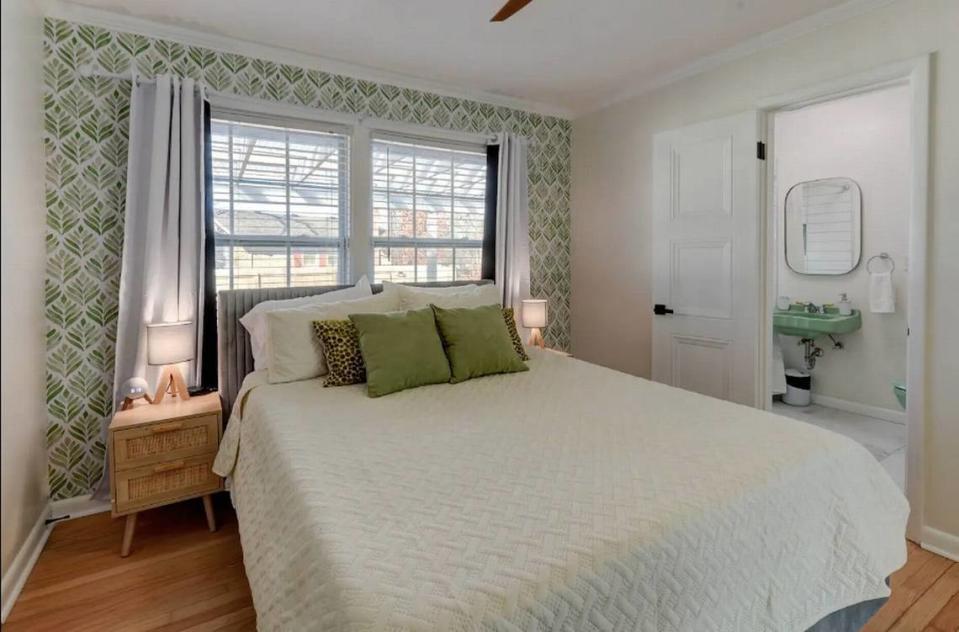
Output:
left=207, top=101, right=493, bottom=291
left=371, top=136, right=487, bottom=283
left=211, top=116, right=349, bottom=290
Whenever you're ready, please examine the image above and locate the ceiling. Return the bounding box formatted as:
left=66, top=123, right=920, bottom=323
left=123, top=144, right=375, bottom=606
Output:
left=69, top=0, right=857, bottom=116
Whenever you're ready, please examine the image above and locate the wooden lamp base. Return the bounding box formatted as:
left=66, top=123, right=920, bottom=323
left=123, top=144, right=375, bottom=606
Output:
left=527, top=327, right=546, bottom=349
left=152, top=365, right=191, bottom=404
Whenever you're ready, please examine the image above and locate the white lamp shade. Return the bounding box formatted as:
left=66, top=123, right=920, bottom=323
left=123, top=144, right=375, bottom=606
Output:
left=147, top=321, right=194, bottom=365
left=521, top=299, right=548, bottom=329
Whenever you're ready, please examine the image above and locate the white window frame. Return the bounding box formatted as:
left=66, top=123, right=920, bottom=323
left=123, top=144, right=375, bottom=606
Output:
left=207, top=93, right=494, bottom=287
left=210, top=102, right=354, bottom=288
left=368, top=130, right=488, bottom=283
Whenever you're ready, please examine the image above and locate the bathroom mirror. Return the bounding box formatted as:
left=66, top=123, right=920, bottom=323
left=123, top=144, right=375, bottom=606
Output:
left=784, top=177, right=862, bottom=275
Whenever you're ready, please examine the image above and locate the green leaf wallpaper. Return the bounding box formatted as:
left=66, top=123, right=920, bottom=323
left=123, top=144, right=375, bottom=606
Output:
left=42, top=17, right=571, bottom=500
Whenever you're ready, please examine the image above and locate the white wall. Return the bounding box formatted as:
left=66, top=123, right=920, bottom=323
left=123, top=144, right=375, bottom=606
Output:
left=1, top=0, right=50, bottom=575
left=775, top=85, right=910, bottom=412
left=571, top=0, right=958, bottom=543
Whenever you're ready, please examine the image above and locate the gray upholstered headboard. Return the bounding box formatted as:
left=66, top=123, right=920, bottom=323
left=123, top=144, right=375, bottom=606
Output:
left=216, top=280, right=491, bottom=412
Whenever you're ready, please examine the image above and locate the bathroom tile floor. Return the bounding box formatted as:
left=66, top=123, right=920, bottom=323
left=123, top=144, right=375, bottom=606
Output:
left=772, top=401, right=906, bottom=490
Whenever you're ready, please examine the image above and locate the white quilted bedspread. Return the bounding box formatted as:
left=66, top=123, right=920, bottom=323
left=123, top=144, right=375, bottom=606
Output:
left=214, top=349, right=907, bottom=632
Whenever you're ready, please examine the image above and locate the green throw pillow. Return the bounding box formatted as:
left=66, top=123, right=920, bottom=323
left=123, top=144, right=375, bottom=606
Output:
left=502, top=307, right=529, bottom=361
left=349, top=308, right=451, bottom=397
left=431, top=304, right=530, bottom=384
left=312, top=320, right=365, bottom=386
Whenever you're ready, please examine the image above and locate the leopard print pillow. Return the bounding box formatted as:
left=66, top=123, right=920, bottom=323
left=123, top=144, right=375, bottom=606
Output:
left=503, top=308, right=529, bottom=361
left=312, top=320, right=365, bottom=386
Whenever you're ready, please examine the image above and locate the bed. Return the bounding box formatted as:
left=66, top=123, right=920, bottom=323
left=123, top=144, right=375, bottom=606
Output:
left=213, top=284, right=908, bottom=632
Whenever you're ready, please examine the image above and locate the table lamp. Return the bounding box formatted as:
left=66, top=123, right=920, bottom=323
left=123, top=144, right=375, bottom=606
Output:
left=521, top=299, right=548, bottom=348
left=147, top=321, right=193, bottom=403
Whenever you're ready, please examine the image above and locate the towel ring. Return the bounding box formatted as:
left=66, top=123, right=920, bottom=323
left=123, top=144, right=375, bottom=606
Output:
left=866, top=252, right=895, bottom=273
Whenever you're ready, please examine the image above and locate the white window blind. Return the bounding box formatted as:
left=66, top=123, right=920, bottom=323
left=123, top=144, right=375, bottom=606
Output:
left=211, top=116, right=350, bottom=290
left=371, top=134, right=487, bottom=283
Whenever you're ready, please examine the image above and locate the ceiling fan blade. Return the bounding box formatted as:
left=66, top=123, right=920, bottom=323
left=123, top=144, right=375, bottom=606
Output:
left=491, top=0, right=534, bottom=22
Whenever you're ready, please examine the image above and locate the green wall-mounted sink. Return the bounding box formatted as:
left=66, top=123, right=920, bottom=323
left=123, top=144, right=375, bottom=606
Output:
left=773, top=308, right=862, bottom=338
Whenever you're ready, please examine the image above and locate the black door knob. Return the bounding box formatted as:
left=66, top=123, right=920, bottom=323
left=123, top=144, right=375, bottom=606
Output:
left=653, top=304, right=674, bottom=315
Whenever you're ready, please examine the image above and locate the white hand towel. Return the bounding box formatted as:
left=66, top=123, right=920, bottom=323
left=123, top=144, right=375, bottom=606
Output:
left=869, top=271, right=896, bottom=313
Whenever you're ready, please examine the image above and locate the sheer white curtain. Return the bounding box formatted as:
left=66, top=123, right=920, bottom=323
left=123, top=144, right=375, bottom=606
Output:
left=113, top=75, right=207, bottom=406
left=493, top=132, right=531, bottom=323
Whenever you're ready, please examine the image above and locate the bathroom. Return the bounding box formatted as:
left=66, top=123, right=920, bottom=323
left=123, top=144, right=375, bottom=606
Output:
left=768, top=83, right=911, bottom=490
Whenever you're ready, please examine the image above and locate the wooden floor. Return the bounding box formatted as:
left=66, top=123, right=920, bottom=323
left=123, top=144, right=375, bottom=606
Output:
left=6, top=494, right=958, bottom=631
left=5, top=494, right=255, bottom=631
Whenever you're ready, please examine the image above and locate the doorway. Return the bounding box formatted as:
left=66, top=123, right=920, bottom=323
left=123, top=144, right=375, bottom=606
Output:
left=767, top=83, right=910, bottom=492
left=649, top=57, right=929, bottom=542
left=759, top=57, right=929, bottom=541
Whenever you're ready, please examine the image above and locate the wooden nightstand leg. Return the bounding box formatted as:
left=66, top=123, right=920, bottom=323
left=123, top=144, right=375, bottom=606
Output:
left=120, top=513, right=137, bottom=557
left=202, top=494, right=216, bottom=532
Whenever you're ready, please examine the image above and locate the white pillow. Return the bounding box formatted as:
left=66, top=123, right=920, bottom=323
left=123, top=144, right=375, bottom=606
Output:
left=385, top=281, right=500, bottom=310
left=240, top=276, right=372, bottom=370
left=265, top=285, right=401, bottom=384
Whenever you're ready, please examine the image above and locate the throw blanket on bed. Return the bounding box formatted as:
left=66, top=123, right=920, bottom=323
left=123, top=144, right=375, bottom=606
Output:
left=214, top=348, right=907, bottom=631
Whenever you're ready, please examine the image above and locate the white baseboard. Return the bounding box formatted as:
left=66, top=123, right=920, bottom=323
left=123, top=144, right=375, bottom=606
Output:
left=1, top=503, right=52, bottom=623
left=922, top=526, right=959, bottom=562
left=50, top=493, right=111, bottom=520
left=811, top=394, right=906, bottom=424
left=0, top=494, right=111, bottom=623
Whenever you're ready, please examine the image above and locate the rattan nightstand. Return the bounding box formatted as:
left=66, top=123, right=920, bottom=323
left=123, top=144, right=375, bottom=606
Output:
left=109, top=392, right=223, bottom=556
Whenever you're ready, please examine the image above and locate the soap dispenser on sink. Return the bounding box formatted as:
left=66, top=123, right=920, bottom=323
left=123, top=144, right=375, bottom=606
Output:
left=838, top=293, right=852, bottom=316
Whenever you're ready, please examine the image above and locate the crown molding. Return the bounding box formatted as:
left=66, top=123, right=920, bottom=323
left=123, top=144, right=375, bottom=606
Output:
left=46, top=1, right=574, bottom=120
left=44, top=0, right=896, bottom=121
left=585, top=0, right=898, bottom=116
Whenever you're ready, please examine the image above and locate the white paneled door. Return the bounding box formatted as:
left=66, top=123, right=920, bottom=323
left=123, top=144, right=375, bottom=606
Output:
left=652, top=111, right=763, bottom=406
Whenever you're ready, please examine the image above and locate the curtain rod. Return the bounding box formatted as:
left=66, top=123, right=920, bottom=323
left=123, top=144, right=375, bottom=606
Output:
left=75, top=66, right=531, bottom=147
left=78, top=64, right=154, bottom=85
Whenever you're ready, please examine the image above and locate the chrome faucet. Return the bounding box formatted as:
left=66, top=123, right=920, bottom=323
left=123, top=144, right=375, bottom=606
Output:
left=804, top=302, right=821, bottom=314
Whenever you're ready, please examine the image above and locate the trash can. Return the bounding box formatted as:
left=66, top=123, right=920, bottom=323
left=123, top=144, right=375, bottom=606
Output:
left=783, top=369, right=812, bottom=407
